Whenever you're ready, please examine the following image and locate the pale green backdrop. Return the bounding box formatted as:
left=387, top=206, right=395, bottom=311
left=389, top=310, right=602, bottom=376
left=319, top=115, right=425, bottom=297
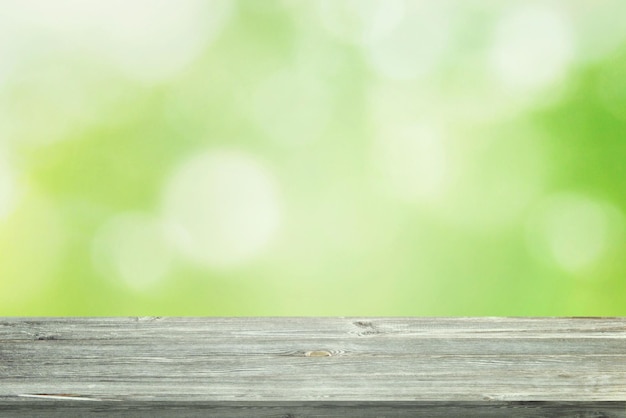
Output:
left=1, top=0, right=625, bottom=315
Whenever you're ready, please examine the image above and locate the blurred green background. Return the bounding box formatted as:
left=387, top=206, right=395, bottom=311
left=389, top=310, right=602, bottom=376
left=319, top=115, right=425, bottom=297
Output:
left=1, top=0, right=625, bottom=316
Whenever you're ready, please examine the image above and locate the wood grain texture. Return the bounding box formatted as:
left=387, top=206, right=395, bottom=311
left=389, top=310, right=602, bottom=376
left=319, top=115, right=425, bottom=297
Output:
left=1, top=317, right=625, bottom=417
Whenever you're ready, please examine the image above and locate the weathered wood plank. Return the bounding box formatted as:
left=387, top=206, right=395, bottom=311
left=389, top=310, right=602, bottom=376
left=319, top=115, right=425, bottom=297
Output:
left=1, top=317, right=625, bottom=416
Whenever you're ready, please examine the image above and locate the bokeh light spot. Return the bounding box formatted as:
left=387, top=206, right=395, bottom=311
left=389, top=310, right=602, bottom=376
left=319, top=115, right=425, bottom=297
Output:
left=526, top=193, right=623, bottom=274
left=92, top=213, right=172, bottom=292
left=489, top=4, right=574, bottom=93
left=162, top=149, right=282, bottom=269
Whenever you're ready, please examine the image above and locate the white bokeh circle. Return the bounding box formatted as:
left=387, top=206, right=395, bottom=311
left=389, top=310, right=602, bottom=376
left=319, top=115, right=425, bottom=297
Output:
left=162, top=149, right=282, bottom=269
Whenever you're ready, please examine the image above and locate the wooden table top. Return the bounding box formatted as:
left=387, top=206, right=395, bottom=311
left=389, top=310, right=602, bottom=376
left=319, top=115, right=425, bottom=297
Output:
left=1, top=317, right=625, bottom=417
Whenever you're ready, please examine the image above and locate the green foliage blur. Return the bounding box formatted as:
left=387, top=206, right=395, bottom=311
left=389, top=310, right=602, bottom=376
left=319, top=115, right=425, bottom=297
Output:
left=1, top=1, right=625, bottom=315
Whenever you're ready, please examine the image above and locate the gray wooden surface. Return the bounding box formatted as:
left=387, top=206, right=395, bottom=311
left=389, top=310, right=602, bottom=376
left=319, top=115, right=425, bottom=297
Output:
left=1, top=317, right=625, bottom=417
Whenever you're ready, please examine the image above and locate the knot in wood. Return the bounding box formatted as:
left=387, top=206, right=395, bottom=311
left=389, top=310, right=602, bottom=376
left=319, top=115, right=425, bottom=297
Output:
left=304, top=350, right=331, bottom=357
